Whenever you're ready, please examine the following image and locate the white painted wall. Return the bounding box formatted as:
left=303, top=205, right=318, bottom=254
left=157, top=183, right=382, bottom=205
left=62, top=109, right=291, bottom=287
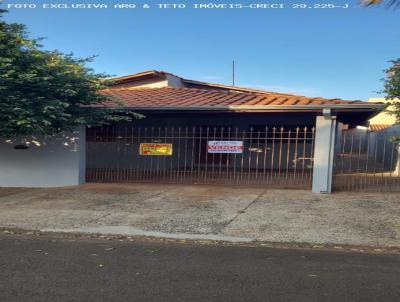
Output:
left=0, top=126, right=86, bottom=187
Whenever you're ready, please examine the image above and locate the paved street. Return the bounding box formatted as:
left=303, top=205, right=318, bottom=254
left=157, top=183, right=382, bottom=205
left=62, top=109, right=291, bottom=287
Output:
left=0, top=233, right=400, bottom=302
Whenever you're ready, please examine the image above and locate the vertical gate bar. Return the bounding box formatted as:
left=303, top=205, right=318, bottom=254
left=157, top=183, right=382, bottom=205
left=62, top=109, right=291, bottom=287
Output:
left=255, top=130, right=261, bottom=184
left=286, top=129, right=291, bottom=183
left=310, top=127, right=315, bottom=187
left=233, top=128, right=239, bottom=183
left=247, top=127, right=254, bottom=184
left=94, top=127, right=97, bottom=182
left=372, top=131, right=379, bottom=187
left=104, top=126, right=108, bottom=182
left=110, top=125, right=114, bottom=182
left=219, top=127, right=224, bottom=178
left=381, top=133, right=387, bottom=188
left=155, top=127, right=161, bottom=181
left=123, top=125, right=128, bottom=181
left=343, top=131, right=352, bottom=190
left=144, top=127, right=149, bottom=182
left=92, top=127, right=97, bottom=182
left=105, top=126, right=109, bottom=182
left=117, top=125, right=121, bottom=182
left=101, top=125, right=111, bottom=182
left=349, top=130, right=355, bottom=191
left=86, top=128, right=90, bottom=181
left=263, top=126, right=269, bottom=183
left=204, top=127, right=210, bottom=183
left=183, top=127, right=189, bottom=184
left=211, top=127, right=216, bottom=178
left=190, top=127, right=195, bottom=183
left=123, top=127, right=127, bottom=181
left=148, top=127, right=154, bottom=181
left=357, top=131, right=363, bottom=191
left=114, top=124, right=121, bottom=182
left=389, top=138, right=395, bottom=179
left=341, top=130, right=347, bottom=176
left=177, top=127, right=182, bottom=183
left=112, top=125, right=116, bottom=182
left=129, top=125, right=139, bottom=181
left=108, top=126, right=112, bottom=182
left=278, top=127, right=284, bottom=180
left=163, top=127, right=167, bottom=182
left=226, top=127, right=231, bottom=185
left=91, top=127, right=96, bottom=182
left=111, top=125, right=115, bottom=182
left=109, top=125, right=114, bottom=182
left=120, top=126, right=124, bottom=181
left=301, top=127, right=307, bottom=180
left=293, top=127, right=299, bottom=183
left=363, top=131, right=370, bottom=190
left=169, top=127, right=174, bottom=183
left=120, top=126, right=125, bottom=181
left=197, top=127, right=203, bottom=181
left=137, top=127, right=142, bottom=182
left=207, top=126, right=217, bottom=180
left=100, top=127, right=104, bottom=182
left=357, top=131, right=362, bottom=174
left=101, top=126, right=106, bottom=182
left=91, top=127, right=94, bottom=182
left=240, top=129, right=246, bottom=183
left=349, top=131, right=354, bottom=173
left=270, top=127, right=276, bottom=182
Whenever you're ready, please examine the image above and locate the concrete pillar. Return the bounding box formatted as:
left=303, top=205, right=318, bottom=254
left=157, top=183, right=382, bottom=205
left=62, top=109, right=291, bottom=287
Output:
left=0, top=126, right=86, bottom=188
left=312, top=115, right=337, bottom=193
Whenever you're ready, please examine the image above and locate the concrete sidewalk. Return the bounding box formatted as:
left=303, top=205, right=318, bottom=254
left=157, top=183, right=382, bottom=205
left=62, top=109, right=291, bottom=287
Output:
left=0, top=183, right=399, bottom=247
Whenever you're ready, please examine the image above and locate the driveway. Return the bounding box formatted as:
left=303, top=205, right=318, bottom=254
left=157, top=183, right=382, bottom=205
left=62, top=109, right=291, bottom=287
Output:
left=0, top=183, right=399, bottom=247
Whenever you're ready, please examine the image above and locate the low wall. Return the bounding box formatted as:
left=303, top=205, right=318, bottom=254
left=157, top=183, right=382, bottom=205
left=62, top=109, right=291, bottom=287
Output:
left=0, top=127, right=85, bottom=188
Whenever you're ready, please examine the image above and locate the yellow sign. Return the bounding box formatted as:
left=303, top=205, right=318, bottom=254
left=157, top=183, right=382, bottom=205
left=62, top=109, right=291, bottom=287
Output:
left=139, top=143, right=173, bottom=156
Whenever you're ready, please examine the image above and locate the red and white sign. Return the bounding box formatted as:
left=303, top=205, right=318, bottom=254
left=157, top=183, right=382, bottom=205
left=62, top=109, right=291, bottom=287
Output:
left=207, top=141, right=243, bottom=154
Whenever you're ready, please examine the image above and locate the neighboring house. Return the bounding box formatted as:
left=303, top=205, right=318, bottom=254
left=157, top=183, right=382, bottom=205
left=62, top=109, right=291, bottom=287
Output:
left=367, top=97, right=398, bottom=131
left=0, top=70, right=386, bottom=193
left=334, top=97, right=400, bottom=191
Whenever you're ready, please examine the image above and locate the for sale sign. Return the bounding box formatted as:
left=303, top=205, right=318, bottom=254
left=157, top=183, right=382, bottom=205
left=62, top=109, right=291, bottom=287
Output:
left=139, top=143, right=173, bottom=155
left=207, top=141, right=243, bottom=154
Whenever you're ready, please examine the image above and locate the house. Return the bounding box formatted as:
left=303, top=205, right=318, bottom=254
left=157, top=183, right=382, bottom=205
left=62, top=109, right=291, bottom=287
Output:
left=332, top=97, right=400, bottom=190
left=367, top=97, right=398, bottom=132
left=0, top=70, right=385, bottom=193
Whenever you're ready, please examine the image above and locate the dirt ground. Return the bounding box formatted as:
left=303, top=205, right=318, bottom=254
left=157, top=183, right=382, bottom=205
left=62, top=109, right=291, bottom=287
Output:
left=0, top=183, right=399, bottom=247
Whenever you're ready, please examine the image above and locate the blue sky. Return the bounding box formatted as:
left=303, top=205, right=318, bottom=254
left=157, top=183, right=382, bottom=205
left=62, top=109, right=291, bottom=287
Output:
left=2, top=1, right=400, bottom=100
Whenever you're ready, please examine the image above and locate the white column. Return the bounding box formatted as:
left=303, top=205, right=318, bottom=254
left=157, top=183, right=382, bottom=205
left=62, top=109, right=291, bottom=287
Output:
left=312, top=115, right=337, bottom=193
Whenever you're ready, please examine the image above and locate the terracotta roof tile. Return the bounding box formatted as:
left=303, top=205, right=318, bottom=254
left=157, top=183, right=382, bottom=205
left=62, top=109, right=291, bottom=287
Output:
left=369, top=124, right=392, bottom=132
left=99, top=87, right=379, bottom=110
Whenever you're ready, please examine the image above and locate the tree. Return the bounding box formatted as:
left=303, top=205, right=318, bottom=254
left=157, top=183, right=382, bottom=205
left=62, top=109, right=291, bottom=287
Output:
left=383, top=59, right=400, bottom=124
left=362, top=0, right=400, bottom=7
left=382, top=59, right=400, bottom=175
left=0, top=10, right=140, bottom=139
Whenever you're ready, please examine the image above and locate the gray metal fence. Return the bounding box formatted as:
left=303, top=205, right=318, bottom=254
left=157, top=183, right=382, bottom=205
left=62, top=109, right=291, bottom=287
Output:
left=333, top=127, right=400, bottom=192
left=86, top=125, right=315, bottom=188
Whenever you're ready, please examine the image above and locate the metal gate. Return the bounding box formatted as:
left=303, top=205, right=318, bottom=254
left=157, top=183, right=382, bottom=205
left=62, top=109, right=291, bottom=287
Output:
left=86, top=125, right=315, bottom=188
left=333, top=128, right=400, bottom=191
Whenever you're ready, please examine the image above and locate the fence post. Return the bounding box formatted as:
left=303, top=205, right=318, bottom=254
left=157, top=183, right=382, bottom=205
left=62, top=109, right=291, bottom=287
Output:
left=312, top=113, right=337, bottom=193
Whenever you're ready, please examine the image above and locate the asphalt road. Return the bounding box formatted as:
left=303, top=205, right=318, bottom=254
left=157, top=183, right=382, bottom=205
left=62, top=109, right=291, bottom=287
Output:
left=0, top=234, right=400, bottom=302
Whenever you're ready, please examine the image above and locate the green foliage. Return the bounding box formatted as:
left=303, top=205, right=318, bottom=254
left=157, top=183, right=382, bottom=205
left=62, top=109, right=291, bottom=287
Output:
left=0, top=11, right=141, bottom=138
left=383, top=59, right=400, bottom=124
left=362, top=0, right=400, bottom=7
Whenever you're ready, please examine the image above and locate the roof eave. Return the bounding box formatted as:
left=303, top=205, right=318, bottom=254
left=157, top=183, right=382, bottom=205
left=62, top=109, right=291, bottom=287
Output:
left=121, top=104, right=385, bottom=111
left=111, top=70, right=166, bottom=84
